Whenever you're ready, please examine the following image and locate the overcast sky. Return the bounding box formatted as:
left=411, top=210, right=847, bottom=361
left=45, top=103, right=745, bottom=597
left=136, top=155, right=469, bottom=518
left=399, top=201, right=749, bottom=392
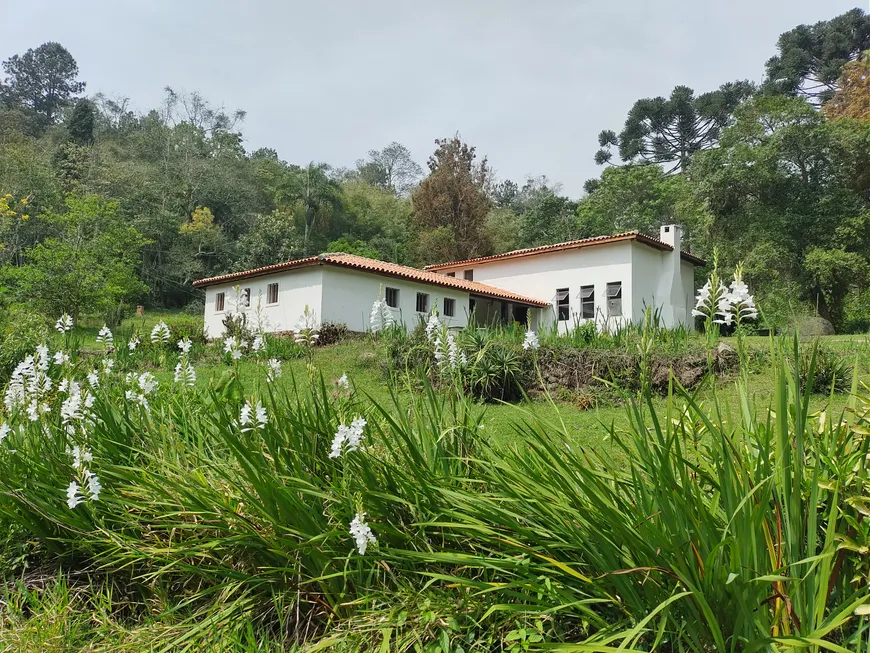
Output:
left=5, top=1, right=863, bottom=196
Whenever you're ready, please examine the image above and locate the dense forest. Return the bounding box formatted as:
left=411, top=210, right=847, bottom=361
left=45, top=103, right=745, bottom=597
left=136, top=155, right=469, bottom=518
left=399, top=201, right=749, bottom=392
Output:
left=1, top=8, right=870, bottom=331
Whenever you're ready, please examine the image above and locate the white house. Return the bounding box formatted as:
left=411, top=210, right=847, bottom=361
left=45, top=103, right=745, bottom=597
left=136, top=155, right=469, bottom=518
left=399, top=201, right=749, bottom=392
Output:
left=192, top=253, right=549, bottom=338
left=193, top=225, right=704, bottom=337
left=424, top=225, right=705, bottom=332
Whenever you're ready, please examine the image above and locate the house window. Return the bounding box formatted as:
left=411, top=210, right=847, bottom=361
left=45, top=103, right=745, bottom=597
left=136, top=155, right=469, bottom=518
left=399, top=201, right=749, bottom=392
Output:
left=267, top=282, right=279, bottom=304
left=554, top=288, right=570, bottom=321
left=469, top=298, right=476, bottom=314
left=416, top=292, right=429, bottom=313
left=606, top=282, right=622, bottom=317
left=501, top=302, right=510, bottom=321
left=385, top=287, right=399, bottom=308
left=464, top=269, right=474, bottom=281
left=242, top=288, right=251, bottom=308
left=215, top=292, right=225, bottom=312
left=579, top=285, right=594, bottom=319
left=446, top=272, right=455, bottom=277
left=443, top=297, right=455, bottom=317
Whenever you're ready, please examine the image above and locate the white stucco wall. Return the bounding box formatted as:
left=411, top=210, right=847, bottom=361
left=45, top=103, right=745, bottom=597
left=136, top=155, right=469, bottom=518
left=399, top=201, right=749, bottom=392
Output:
left=629, top=242, right=696, bottom=328
left=202, top=267, right=324, bottom=338
left=320, top=266, right=472, bottom=332
left=436, top=242, right=634, bottom=333
left=435, top=240, right=699, bottom=331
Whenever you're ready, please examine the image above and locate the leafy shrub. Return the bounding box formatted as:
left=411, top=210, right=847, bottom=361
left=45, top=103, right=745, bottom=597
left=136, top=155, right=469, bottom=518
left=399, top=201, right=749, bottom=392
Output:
left=100, top=302, right=132, bottom=327
left=462, top=334, right=529, bottom=402
left=167, top=316, right=207, bottom=345
left=798, top=343, right=853, bottom=393
left=183, top=298, right=205, bottom=317
left=263, top=333, right=304, bottom=360
left=221, top=312, right=252, bottom=342
left=318, top=322, right=348, bottom=346
left=0, top=305, right=48, bottom=383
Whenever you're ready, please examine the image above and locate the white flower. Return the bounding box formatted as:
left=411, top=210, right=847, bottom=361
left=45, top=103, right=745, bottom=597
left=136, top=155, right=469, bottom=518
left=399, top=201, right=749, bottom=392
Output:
left=177, top=337, right=193, bottom=354
left=87, top=371, right=99, bottom=388
left=101, top=358, right=115, bottom=375
left=349, top=512, right=376, bottom=555
left=329, top=429, right=345, bottom=458
left=53, top=351, right=70, bottom=366
left=35, top=345, right=49, bottom=370
left=4, top=350, right=53, bottom=415
left=174, top=360, right=197, bottom=387
left=266, top=359, right=282, bottom=382
left=96, top=325, right=113, bottom=345
left=239, top=402, right=252, bottom=426
left=727, top=271, right=758, bottom=324
left=26, top=399, right=49, bottom=422
left=61, top=391, right=84, bottom=424
left=150, top=321, right=171, bottom=345
left=224, top=336, right=243, bottom=359
left=0, top=422, right=9, bottom=444
left=137, top=372, right=158, bottom=395
left=56, top=313, right=73, bottom=333
left=329, top=416, right=366, bottom=458
left=446, top=333, right=462, bottom=368
left=369, top=298, right=395, bottom=333
left=693, top=280, right=730, bottom=322
left=127, top=337, right=140, bottom=351
left=522, top=330, right=539, bottom=350
left=86, top=472, right=102, bottom=502
left=66, top=481, right=83, bottom=509
left=255, top=402, right=268, bottom=428
left=337, top=374, right=350, bottom=390
left=294, top=307, right=320, bottom=346
left=239, top=400, right=267, bottom=430
left=70, top=445, right=93, bottom=469
left=425, top=312, right=441, bottom=342
left=251, top=335, right=264, bottom=352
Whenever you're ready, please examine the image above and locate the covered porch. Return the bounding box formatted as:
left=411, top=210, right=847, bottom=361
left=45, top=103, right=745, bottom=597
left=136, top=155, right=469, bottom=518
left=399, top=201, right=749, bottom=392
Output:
left=467, top=295, right=545, bottom=330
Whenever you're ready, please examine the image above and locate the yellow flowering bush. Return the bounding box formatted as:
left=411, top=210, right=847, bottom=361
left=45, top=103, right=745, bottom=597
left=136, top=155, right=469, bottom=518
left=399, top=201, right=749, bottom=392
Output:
left=0, top=192, right=30, bottom=220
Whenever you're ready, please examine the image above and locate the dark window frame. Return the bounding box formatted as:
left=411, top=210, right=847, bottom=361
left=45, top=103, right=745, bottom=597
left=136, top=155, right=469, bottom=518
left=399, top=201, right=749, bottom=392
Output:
left=579, top=285, right=594, bottom=319
left=464, top=269, right=474, bottom=281
left=606, top=282, right=622, bottom=317
left=385, top=287, right=399, bottom=308
left=416, top=292, right=429, bottom=313
left=443, top=297, right=455, bottom=317
left=267, top=282, right=279, bottom=304
left=555, top=288, right=570, bottom=321
left=215, top=292, right=225, bottom=312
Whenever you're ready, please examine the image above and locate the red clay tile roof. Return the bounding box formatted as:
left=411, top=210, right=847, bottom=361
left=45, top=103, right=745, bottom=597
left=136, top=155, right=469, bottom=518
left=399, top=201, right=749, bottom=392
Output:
left=192, top=253, right=550, bottom=307
left=423, top=232, right=706, bottom=270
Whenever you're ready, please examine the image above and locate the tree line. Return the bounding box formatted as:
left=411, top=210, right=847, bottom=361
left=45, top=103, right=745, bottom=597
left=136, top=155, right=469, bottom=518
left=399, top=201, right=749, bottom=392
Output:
left=1, top=8, right=869, bottom=331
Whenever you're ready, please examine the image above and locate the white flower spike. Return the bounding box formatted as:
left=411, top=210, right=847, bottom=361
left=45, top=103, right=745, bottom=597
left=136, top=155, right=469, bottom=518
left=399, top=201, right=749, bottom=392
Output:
left=349, top=512, right=376, bottom=555
left=96, top=325, right=114, bottom=345
left=56, top=313, right=73, bottom=333
left=66, top=481, right=84, bottom=509
left=522, top=330, right=539, bottom=350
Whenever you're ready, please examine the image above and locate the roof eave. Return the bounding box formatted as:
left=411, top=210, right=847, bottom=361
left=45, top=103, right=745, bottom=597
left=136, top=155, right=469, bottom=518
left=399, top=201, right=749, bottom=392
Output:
left=192, top=258, right=321, bottom=288
left=320, top=259, right=548, bottom=307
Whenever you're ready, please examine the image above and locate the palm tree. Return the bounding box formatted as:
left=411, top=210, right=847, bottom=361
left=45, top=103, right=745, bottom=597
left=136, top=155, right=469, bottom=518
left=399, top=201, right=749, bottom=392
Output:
left=278, top=162, right=342, bottom=255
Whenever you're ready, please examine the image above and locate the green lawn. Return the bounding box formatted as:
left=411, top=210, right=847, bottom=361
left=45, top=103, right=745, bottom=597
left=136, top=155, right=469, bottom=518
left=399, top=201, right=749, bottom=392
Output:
left=67, top=314, right=870, bottom=459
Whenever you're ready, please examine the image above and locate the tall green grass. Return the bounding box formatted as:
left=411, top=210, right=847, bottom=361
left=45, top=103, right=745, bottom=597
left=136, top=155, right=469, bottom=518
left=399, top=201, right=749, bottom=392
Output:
left=0, top=336, right=869, bottom=650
